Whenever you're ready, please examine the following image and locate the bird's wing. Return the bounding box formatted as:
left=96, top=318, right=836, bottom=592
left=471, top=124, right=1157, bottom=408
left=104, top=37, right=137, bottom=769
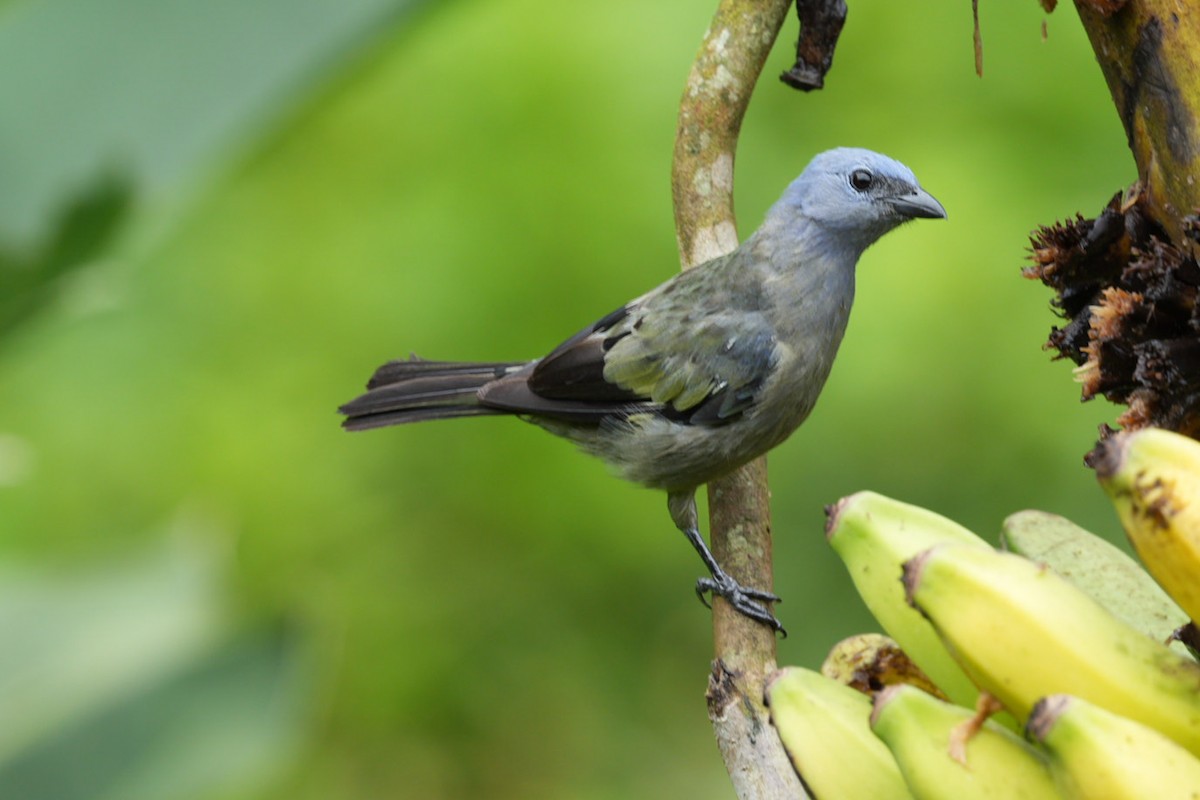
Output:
left=497, top=266, right=778, bottom=426
left=597, top=304, right=778, bottom=425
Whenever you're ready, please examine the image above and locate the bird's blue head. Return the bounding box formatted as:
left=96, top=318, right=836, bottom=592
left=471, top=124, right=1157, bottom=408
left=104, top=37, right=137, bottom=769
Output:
left=774, top=148, right=945, bottom=251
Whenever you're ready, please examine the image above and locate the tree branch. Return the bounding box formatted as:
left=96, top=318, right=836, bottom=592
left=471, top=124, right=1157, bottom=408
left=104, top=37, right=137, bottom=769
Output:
left=671, top=2, right=807, bottom=797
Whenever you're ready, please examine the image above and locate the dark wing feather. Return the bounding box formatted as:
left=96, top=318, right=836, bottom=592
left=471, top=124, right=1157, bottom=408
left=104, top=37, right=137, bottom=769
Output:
left=480, top=371, right=656, bottom=423
left=526, top=304, right=645, bottom=403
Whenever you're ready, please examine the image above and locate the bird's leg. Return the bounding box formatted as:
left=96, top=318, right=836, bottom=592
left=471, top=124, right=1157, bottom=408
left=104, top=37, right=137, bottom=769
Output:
left=667, top=491, right=785, bottom=634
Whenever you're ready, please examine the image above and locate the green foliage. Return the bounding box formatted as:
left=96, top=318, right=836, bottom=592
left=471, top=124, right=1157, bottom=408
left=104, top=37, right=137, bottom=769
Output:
left=0, top=0, right=1138, bottom=797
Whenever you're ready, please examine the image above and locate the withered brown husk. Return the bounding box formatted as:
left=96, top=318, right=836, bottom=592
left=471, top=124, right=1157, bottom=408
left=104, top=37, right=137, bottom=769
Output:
left=1026, top=192, right=1200, bottom=439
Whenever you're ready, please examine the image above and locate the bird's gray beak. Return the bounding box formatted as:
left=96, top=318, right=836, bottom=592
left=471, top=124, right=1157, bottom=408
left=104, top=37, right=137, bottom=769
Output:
left=890, top=187, right=946, bottom=220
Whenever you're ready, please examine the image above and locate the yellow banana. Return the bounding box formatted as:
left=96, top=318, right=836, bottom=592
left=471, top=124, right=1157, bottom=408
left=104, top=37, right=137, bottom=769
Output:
left=1028, top=694, right=1200, bottom=799
left=765, top=666, right=913, bottom=800
left=870, top=684, right=1058, bottom=800
left=821, top=632, right=945, bottom=699
left=1001, top=509, right=1191, bottom=656
left=825, top=492, right=989, bottom=710
left=904, top=543, right=1200, bottom=756
left=1092, top=427, right=1200, bottom=624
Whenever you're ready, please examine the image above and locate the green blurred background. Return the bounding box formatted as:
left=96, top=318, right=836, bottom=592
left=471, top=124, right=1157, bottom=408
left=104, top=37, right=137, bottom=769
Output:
left=0, top=0, right=1134, bottom=797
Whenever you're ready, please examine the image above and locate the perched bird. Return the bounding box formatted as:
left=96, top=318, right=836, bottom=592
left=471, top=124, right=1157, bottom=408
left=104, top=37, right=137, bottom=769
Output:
left=340, top=148, right=945, bottom=632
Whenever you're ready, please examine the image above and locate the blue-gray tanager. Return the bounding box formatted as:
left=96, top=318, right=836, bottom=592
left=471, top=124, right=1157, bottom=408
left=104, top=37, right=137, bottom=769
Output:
left=340, top=148, right=945, bottom=631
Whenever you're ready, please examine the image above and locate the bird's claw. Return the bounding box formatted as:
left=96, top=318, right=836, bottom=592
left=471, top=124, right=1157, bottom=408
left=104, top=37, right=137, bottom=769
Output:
left=695, top=575, right=786, bottom=636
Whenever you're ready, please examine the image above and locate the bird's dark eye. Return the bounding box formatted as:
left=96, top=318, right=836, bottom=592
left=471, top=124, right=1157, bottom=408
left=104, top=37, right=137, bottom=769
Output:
left=849, top=169, right=874, bottom=191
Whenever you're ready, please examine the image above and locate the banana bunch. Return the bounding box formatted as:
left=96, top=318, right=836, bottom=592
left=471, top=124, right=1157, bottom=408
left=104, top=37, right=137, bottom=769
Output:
left=766, top=429, right=1200, bottom=798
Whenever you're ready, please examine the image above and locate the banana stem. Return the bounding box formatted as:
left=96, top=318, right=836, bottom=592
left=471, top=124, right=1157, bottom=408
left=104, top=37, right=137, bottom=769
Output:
left=1072, top=1, right=1200, bottom=243
left=671, top=2, right=802, bottom=798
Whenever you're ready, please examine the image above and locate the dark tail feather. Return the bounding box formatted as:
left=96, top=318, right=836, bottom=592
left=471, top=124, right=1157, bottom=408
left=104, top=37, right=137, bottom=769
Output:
left=339, top=356, right=529, bottom=431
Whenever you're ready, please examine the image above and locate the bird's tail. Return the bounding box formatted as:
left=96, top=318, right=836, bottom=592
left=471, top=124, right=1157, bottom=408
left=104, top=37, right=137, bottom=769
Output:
left=339, top=356, right=529, bottom=431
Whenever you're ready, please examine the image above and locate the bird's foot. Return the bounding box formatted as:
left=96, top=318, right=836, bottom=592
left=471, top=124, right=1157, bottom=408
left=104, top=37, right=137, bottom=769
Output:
left=695, top=574, right=786, bottom=636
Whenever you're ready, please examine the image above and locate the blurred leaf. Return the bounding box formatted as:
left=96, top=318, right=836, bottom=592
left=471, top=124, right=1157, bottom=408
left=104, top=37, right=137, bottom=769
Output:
left=0, top=539, right=226, bottom=765
left=0, top=625, right=308, bottom=800
left=0, top=533, right=309, bottom=800
left=0, top=0, right=422, bottom=247
left=0, top=172, right=133, bottom=339
left=0, top=0, right=427, bottom=344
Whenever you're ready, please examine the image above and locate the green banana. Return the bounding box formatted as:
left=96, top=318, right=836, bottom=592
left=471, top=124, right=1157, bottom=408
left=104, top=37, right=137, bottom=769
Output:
left=764, top=666, right=913, bottom=800
left=1028, top=694, right=1200, bottom=799
left=1001, top=509, right=1191, bottom=656
left=904, top=543, right=1200, bottom=756
left=1092, top=427, right=1200, bottom=625
left=821, top=632, right=945, bottom=699
left=870, top=684, right=1058, bottom=800
left=825, top=492, right=989, bottom=710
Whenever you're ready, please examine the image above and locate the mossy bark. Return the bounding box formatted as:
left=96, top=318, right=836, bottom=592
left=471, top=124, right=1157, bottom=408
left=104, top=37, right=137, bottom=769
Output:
left=671, top=2, right=806, bottom=798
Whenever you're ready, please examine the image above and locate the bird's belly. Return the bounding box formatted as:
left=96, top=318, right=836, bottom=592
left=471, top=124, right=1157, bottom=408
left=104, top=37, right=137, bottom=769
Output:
left=530, top=342, right=838, bottom=492
left=539, top=395, right=816, bottom=494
